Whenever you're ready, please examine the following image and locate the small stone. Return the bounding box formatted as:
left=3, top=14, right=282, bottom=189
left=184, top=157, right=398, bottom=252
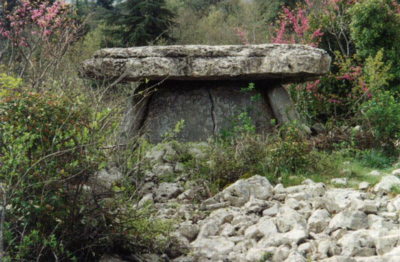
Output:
left=329, top=210, right=368, bottom=231
left=350, top=199, right=378, bottom=214
left=331, top=178, right=348, bottom=186
left=274, top=183, right=286, bottom=194
left=298, top=242, right=311, bottom=255
left=359, top=182, right=370, bottom=190
left=191, top=237, right=235, bottom=259
left=155, top=182, right=183, bottom=202
left=392, top=169, right=400, bottom=177
left=220, top=224, right=236, bottom=237
left=368, top=214, right=395, bottom=230
left=273, top=229, right=308, bottom=246
left=382, top=212, right=398, bottom=220
left=308, top=209, right=331, bottom=233
left=276, top=206, right=307, bottom=233
left=285, top=251, right=306, bottom=262
left=376, top=233, right=400, bottom=255
left=331, top=229, right=347, bottom=240
left=152, top=164, right=174, bottom=177
left=286, top=198, right=301, bottom=210
left=263, top=203, right=279, bottom=217
left=273, top=245, right=290, bottom=262
left=368, top=170, right=382, bottom=176
left=387, top=195, right=400, bottom=212
left=138, top=193, right=154, bottom=207
left=374, top=175, right=400, bottom=195
left=222, top=175, right=273, bottom=207
left=308, top=183, right=327, bottom=197
left=337, top=230, right=375, bottom=257
left=174, top=162, right=185, bottom=173
left=177, top=223, right=200, bottom=241
left=177, top=189, right=194, bottom=202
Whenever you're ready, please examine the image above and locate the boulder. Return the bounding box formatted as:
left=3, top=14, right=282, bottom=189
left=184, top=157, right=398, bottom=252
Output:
left=308, top=209, right=331, bottom=233
left=374, top=175, right=400, bottom=194
left=155, top=182, right=183, bottom=202
left=221, top=175, right=273, bottom=207
left=329, top=210, right=368, bottom=231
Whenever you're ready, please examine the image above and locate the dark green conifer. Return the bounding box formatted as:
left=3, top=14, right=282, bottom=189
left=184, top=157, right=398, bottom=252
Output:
left=105, top=0, right=174, bottom=47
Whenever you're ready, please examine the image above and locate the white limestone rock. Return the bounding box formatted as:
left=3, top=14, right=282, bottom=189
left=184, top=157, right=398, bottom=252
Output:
left=329, top=210, right=368, bottom=231
left=374, top=175, right=400, bottom=194
left=82, top=44, right=331, bottom=81
left=308, top=209, right=331, bottom=233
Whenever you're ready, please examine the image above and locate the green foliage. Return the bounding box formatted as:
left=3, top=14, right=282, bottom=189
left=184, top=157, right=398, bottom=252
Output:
left=267, top=122, right=311, bottom=175
left=349, top=0, right=400, bottom=84
left=186, top=134, right=268, bottom=191
left=356, top=149, right=396, bottom=169
left=105, top=196, right=175, bottom=253
left=361, top=91, right=400, bottom=150
left=104, top=0, right=174, bottom=47
left=258, top=251, right=273, bottom=262
left=0, top=80, right=111, bottom=260
left=163, top=119, right=186, bottom=141
left=0, top=73, right=22, bottom=97
left=170, top=0, right=266, bottom=45
left=362, top=50, right=393, bottom=92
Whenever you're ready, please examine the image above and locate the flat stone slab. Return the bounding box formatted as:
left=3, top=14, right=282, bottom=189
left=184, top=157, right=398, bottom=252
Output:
left=82, top=44, right=331, bottom=82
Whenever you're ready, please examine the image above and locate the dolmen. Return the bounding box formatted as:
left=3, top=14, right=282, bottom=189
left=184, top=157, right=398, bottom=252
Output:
left=82, top=44, right=331, bottom=143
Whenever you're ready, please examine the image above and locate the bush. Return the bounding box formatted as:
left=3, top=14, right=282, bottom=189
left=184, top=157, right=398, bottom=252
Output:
left=0, top=74, right=173, bottom=260
left=349, top=0, right=400, bottom=84
left=361, top=91, right=400, bottom=151
left=267, top=122, right=312, bottom=175
left=0, top=78, right=109, bottom=260
left=356, top=149, right=396, bottom=169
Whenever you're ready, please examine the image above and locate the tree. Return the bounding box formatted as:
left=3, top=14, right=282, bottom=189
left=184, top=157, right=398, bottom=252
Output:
left=349, top=0, right=400, bottom=85
left=105, top=0, right=174, bottom=47
left=97, top=0, right=114, bottom=10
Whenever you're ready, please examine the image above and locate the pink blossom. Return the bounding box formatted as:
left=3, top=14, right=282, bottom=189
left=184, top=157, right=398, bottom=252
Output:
left=233, top=27, right=248, bottom=45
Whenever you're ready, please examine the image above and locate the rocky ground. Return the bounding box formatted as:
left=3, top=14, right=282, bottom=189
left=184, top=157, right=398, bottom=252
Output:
left=101, top=146, right=400, bottom=262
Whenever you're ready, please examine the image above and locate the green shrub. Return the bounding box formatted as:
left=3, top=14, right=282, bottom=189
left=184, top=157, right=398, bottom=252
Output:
left=267, top=122, right=312, bottom=175
left=0, top=74, right=173, bottom=260
left=361, top=91, right=400, bottom=151
left=356, top=149, right=396, bottom=169
left=0, top=82, right=110, bottom=260
left=349, top=0, right=400, bottom=84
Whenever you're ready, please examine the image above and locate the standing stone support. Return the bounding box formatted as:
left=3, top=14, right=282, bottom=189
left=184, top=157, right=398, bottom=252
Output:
left=265, top=84, right=300, bottom=125
left=82, top=44, right=331, bottom=143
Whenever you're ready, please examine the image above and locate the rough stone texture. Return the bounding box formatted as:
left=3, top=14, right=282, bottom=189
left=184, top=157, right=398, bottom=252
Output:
left=83, top=44, right=331, bottom=142
left=139, top=81, right=274, bottom=142
left=130, top=151, right=400, bottom=262
left=82, top=44, right=331, bottom=82
left=374, top=175, right=400, bottom=194
left=131, top=166, right=400, bottom=262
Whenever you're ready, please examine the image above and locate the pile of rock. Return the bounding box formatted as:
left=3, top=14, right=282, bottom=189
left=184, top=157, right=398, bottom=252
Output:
left=137, top=143, right=209, bottom=207
left=165, top=175, right=400, bottom=262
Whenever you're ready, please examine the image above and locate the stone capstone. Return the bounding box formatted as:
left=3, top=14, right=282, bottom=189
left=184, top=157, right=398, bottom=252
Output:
left=82, top=44, right=331, bottom=81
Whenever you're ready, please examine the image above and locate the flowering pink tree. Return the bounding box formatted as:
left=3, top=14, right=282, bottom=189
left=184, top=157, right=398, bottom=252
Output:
left=270, top=2, right=323, bottom=47
left=0, top=0, right=86, bottom=89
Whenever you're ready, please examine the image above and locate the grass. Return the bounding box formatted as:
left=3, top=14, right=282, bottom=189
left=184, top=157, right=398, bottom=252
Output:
left=138, top=136, right=400, bottom=194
